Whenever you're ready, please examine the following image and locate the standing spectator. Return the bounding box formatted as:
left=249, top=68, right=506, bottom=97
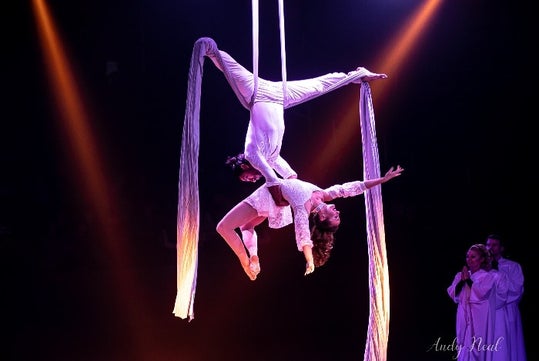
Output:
left=485, top=247, right=510, bottom=361
left=447, top=244, right=497, bottom=361
left=485, top=234, right=527, bottom=361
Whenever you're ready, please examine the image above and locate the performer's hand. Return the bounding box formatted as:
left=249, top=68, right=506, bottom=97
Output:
left=383, top=165, right=404, bottom=181
left=304, top=261, right=315, bottom=276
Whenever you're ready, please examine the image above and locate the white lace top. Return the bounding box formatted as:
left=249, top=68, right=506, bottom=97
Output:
left=244, top=179, right=368, bottom=251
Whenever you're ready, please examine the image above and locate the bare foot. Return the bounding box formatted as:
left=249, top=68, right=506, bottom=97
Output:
left=361, top=73, right=387, bottom=82
left=241, top=260, right=257, bottom=281
left=249, top=255, right=261, bottom=276
left=349, top=67, right=387, bottom=83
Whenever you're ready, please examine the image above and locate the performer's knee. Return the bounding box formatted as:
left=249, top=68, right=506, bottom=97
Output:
left=216, top=220, right=229, bottom=237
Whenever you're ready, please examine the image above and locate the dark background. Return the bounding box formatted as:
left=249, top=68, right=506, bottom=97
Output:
left=4, top=0, right=537, bottom=360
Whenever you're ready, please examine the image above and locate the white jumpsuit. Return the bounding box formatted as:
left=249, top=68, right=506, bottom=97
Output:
left=201, top=37, right=373, bottom=186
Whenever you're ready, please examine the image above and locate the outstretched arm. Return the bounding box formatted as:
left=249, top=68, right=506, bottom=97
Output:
left=322, top=165, right=404, bottom=201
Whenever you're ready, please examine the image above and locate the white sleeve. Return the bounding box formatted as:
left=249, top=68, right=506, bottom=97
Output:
left=292, top=206, right=313, bottom=251
left=271, top=156, right=297, bottom=180
left=324, top=181, right=368, bottom=200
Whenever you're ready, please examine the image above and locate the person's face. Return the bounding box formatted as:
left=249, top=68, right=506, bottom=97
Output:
left=485, top=238, right=502, bottom=258
left=318, top=203, right=341, bottom=228
left=239, top=167, right=262, bottom=182
left=466, top=249, right=484, bottom=272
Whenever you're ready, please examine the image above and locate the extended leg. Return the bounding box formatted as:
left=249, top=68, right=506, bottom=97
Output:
left=240, top=216, right=266, bottom=276
left=216, top=201, right=263, bottom=280
left=202, top=39, right=254, bottom=109
left=285, top=68, right=387, bottom=109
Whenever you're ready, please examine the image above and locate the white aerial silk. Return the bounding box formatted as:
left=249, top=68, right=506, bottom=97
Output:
left=360, top=82, right=390, bottom=361
left=176, top=11, right=390, bottom=361
left=172, top=38, right=207, bottom=321
left=173, top=37, right=379, bottom=322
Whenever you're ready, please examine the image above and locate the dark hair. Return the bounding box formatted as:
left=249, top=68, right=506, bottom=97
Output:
left=225, top=153, right=251, bottom=177
left=309, top=213, right=339, bottom=267
left=486, top=233, right=504, bottom=245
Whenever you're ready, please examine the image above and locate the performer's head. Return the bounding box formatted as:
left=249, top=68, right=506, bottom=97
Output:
left=225, top=153, right=262, bottom=182
left=310, top=204, right=340, bottom=267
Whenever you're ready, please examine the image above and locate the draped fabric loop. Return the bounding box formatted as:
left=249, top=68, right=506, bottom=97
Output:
left=172, top=39, right=207, bottom=321
left=360, top=82, right=390, bottom=361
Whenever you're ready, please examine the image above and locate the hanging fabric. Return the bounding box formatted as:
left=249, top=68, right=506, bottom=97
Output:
left=359, top=82, right=390, bottom=361
left=251, top=0, right=259, bottom=106
left=172, top=38, right=206, bottom=321
left=174, top=8, right=391, bottom=357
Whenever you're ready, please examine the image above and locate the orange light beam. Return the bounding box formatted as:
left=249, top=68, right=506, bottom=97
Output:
left=310, top=0, right=444, bottom=176
left=32, top=1, right=158, bottom=359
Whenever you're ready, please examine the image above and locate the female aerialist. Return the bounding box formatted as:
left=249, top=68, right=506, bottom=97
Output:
left=217, top=155, right=404, bottom=280
left=199, top=37, right=387, bottom=205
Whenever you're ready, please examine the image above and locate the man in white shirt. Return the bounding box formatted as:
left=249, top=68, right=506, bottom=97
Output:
left=485, top=234, right=527, bottom=361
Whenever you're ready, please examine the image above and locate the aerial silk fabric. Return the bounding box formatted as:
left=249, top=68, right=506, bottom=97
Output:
left=172, top=39, right=207, bottom=321
left=360, top=82, right=389, bottom=361
left=176, top=1, right=390, bottom=358
left=173, top=38, right=378, bottom=321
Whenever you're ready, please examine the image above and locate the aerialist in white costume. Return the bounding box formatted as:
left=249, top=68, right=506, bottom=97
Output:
left=217, top=155, right=403, bottom=280
left=199, top=37, right=387, bottom=205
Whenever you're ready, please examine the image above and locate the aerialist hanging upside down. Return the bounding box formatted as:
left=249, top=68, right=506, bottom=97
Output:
left=219, top=155, right=404, bottom=280
left=198, top=37, right=388, bottom=205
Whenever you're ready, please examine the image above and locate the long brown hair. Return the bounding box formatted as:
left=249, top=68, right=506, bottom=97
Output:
left=310, top=213, right=339, bottom=267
